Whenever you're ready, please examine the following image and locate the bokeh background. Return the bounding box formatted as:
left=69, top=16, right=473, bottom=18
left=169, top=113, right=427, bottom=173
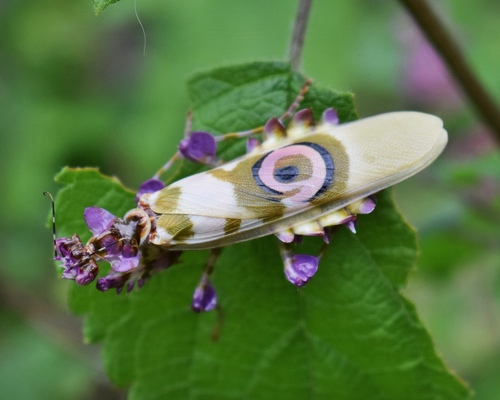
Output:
left=1, top=0, right=498, bottom=398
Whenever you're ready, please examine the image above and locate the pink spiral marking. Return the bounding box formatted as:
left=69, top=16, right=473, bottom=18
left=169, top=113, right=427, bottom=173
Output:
left=253, top=143, right=333, bottom=204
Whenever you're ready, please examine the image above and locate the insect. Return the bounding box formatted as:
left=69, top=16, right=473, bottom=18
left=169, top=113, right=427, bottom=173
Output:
left=47, top=80, right=448, bottom=312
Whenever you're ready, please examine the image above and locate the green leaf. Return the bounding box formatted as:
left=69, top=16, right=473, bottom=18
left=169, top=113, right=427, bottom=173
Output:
left=54, top=62, right=471, bottom=399
left=54, top=167, right=135, bottom=241
left=165, top=62, right=357, bottom=184
left=93, top=0, right=120, bottom=15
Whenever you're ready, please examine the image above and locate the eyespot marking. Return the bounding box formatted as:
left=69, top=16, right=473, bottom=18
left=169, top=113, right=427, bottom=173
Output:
left=252, top=142, right=334, bottom=204
left=274, top=165, right=299, bottom=183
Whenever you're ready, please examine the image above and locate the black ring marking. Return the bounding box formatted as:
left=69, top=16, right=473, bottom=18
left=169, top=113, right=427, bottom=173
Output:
left=251, top=142, right=335, bottom=202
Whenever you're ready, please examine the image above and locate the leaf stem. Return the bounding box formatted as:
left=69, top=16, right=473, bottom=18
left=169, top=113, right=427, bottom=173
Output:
left=400, top=0, right=500, bottom=143
left=289, top=0, right=313, bottom=71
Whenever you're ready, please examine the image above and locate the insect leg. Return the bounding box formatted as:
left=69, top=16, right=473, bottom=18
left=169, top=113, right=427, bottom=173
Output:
left=191, top=247, right=222, bottom=313
left=279, top=78, right=313, bottom=123
left=189, top=248, right=225, bottom=336
left=278, top=240, right=319, bottom=287
left=153, top=151, right=181, bottom=180
left=153, top=110, right=196, bottom=179
left=152, top=78, right=313, bottom=179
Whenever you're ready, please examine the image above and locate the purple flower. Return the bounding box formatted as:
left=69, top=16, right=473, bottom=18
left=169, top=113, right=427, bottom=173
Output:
left=84, top=207, right=115, bottom=235
left=263, top=117, right=286, bottom=141
left=357, top=196, right=376, bottom=214
left=98, top=236, right=141, bottom=273
left=97, top=249, right=183, bottom=294
left=179, top=131, right=217, bottom=165
left=321, top=108, right=339, bottom=126
left=109, top=251, right=141, bottom=272
left=275, top=230, right=295, bottom=243
left=94, top=233, right=121, bottom=258
left=58, top=207, right=144, bottom=287
left=322, top=227, right=331, bottom=244
left=246, top=137, right=260, bottom=153
left=56, top=204, right=184, bottom=293
left=191, top=275, right=217, bottom=312
left=344, top=218, right=357, bottom=234
left=74, top=260, right=99, bottom=285
left=96, top=263, right=141, bottom=293
left=84, top=208, right=142, bottom=273
left=284, top=254, right=319, bottom=287
left=55, top=235, right=100, bottom=285
left=399, top=25, right=461, bottom=110
left=55, top=235, right=82, bottom=264
left=346, top=196, right=376, bottom=216
left=291, top=108, right=315, bottom=129
left=136, top=178, right=165, bottom=204
left=96, top=271, right=130, bottom=293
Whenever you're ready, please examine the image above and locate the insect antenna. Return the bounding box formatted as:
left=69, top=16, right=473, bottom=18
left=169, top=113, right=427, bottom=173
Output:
left=153, top=109, right=193, bottom=178
left=43, top=191, right=58, bottom=258
left=279, top=78, right=313, bottom=122
left=86, top=237, right=126, bottom=261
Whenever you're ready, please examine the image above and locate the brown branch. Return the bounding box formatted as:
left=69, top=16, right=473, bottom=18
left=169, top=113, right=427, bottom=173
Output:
left=400, top=0, right=500, bottom=143
left=289, top=0, right=313, bottom=71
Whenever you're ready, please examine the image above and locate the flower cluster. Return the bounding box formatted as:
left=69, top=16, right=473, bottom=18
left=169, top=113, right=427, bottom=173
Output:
left=55, top=234, right=99, bottom=285
left=55, top=179, right=177, bottom=294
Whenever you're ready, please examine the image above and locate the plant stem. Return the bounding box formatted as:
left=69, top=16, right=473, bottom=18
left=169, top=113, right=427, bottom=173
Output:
left=400, top=0, right=500, bottom=143
left=290, top=0, right=313, bottom=71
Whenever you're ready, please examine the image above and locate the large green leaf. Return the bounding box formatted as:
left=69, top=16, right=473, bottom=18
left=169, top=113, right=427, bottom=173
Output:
left=54, top=62, right=470, bottom=399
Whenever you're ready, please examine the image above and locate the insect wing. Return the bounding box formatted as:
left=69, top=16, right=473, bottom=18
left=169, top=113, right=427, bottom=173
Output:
left=148, top=112, right=447, bottom=248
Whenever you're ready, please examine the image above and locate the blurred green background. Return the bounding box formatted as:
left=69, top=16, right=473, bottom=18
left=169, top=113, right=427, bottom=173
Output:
left=1, top=0, right=498, bottom=398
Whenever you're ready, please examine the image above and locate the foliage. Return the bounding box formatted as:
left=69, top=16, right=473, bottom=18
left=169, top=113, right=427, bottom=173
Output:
left=93, top=0, right=120, bottom=14
left=53, top=63, right=471, bottom=399
left=2, top=1, right=499, bottom=399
